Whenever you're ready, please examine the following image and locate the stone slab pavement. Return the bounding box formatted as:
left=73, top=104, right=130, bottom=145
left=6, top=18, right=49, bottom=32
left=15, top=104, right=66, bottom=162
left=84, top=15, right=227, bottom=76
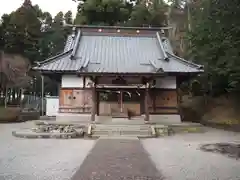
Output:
left=71, top=138, right=164, bottom=180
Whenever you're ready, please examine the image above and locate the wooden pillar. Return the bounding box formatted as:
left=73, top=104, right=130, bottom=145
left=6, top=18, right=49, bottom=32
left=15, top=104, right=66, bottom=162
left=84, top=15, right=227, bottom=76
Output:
left=120, top=90, right=123, bottom=113
left=153, top=89, right=156, bottom=112
left=96, top=90, right=99, bottom=116
left=176, top=75, right=183, bottom=104
left=91, top=79, right=97, bottom=122
left=144, top=83, right=149, bottom=122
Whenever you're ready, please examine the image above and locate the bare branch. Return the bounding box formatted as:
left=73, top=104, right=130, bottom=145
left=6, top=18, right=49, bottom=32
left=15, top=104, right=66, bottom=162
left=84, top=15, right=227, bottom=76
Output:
left=0, top=51, right=32, bottom=88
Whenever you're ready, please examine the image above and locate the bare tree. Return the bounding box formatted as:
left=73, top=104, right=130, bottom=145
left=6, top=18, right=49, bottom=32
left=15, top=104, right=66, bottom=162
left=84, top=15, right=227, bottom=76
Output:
left=0, top=51, right=32, bottom=107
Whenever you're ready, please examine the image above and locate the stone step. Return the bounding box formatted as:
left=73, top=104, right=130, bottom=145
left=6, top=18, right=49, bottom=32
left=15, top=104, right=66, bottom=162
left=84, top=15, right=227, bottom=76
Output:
left=91, top=124, right=153, bottom=138
left=92, top=131, right=152, bottom=136
left=92, top=127, right=151, bottom=131
left=93, top=127, right=150, bottom=130
left=91, top=134, right=153, bottom=138
left=93, top=127, right=149, bottom=128
left=94, top=124, right=149, bottom=126
left=93, top=125, right=150, bottom=128
left=109, top=118, right=145, bottom=124
left=111, top=112, right=128, bottom=118
left=92, top=130, right=150, bottom=134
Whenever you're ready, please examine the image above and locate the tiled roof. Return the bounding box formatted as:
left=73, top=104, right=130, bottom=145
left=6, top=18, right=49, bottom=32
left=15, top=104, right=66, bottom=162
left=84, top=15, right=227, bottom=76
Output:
left=75, top=34, right=164, bottom=73
left=34, top=26, right=203, bottom=74
left=34, top=50, right=87, bottom=72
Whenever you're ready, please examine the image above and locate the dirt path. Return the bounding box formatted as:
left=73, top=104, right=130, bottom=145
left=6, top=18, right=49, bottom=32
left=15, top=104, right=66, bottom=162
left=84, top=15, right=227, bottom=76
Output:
left=71, top=138, right=164, bottom=180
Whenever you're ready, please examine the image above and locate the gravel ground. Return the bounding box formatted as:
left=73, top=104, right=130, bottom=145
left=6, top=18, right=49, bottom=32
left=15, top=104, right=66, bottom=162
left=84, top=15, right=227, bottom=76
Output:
left=142, top=128, right=240, bottom=180
left=0, top=121, right=95, bottom=180
left=1, top=122, right=240, bottom=180
left=71, top=139, right=164, bottom=180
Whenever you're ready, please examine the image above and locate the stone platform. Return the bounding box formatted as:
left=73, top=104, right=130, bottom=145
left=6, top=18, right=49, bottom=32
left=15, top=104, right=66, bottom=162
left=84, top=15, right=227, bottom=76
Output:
left=12, top=115, right=206, bottom=139
left=12, top=123, right=85, bottom=139
left=55, top=114, right=182, bottom=124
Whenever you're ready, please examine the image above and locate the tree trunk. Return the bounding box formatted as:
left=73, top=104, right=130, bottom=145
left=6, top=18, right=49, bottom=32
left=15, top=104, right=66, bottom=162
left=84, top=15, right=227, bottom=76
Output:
left=4, top=87, right=8, bottom=108
left=12, top=88, right=16, bottom=104
left=0, top=89, right=3, bottom=106
left=19, top=89, right=22, bottom=108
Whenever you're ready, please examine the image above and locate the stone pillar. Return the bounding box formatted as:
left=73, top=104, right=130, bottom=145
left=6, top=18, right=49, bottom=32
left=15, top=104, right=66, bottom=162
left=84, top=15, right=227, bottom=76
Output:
left=91, top=81, right=96, bottom=122
left=144, top=84, right=149, bottom=122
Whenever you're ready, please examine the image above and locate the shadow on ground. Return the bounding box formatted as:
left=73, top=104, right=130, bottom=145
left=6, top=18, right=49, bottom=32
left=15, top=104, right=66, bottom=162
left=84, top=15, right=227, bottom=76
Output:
left=200, top=143, right=240, bottom=159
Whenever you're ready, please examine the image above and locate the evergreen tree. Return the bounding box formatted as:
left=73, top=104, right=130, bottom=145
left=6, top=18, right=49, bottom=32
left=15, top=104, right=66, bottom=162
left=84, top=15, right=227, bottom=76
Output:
left=74, top=0, right=167, bottom=27
left=74, top=0, right=132, bottom=25
left=3, top=0, right=41, bottom=63
left=189, top=0, right=240, bottom=94
left=64, top=11, right=73, bottom=24
left=0, top=21, right=3, bottom=50
left=50, top=12, right=67, bottom=55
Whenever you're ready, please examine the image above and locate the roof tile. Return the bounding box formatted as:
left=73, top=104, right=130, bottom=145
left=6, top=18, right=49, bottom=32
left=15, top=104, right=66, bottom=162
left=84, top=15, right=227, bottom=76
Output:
left=34, top=27, right=203, bottom=74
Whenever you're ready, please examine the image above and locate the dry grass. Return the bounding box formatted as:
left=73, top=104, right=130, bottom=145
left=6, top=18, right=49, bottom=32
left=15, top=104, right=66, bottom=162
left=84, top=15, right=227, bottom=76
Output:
left=202, top=96, right=240, bottom=125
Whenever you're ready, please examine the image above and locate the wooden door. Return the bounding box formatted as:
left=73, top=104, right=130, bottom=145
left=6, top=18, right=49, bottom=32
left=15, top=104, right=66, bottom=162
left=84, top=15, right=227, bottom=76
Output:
left=59, top=89, right=73, bottom=107
left=72, top=90, right=84, bottom=107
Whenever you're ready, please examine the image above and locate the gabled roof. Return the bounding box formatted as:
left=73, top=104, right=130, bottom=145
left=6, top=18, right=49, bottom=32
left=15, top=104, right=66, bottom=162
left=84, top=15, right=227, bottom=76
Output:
left=33, top=26, right=203, bottom=74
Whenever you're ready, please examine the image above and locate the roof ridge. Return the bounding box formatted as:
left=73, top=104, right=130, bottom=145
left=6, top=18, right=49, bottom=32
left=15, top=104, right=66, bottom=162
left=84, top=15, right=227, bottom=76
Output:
left=71, top=30, right=82, bottom=60
left=156, top=32, right=169, bottom=61
left=65, top=24, right=173, bottom=31
left=64, top=35, right=74, bottom=51
left=161, top=37, right=173, bottom=53
left=166, top=52, right=203, bottom=69
left=35, top=50, right=72, bottom=66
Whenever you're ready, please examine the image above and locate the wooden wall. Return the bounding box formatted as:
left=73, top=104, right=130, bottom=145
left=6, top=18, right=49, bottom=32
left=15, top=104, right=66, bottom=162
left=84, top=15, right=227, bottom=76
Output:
left=99, top=102, right=141, bottom=116
left=148, top=89, right=178, bottom=114
left=58, top=89, right=178, bottom=115
left=98, top=89, right=178, bottom=116
left=59, top=88, right=92, bottom=113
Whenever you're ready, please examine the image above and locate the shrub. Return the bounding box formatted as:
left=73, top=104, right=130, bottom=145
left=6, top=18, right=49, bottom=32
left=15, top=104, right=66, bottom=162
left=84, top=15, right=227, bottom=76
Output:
left=0, top=107, right=21, bottom=123
left=179, top=96, right=206, bottom=123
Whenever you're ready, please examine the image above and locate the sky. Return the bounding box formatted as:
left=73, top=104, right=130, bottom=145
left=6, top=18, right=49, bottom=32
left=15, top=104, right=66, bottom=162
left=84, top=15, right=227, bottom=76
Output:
left=0, top=0, right=78, bottom=18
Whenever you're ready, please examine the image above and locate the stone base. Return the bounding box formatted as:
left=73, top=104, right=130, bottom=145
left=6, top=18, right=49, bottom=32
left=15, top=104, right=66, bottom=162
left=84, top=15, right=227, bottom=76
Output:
left=56, top=113, right=91, bottom=123
left=150, top=114, right=181, bottom=124
left=12, top=130, right=78, bottom=139
left=55, top=113, right=182, bottom=125
left=56, top=114, right=112, bottom=124
left=95, top=116, right=112, bottom=123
